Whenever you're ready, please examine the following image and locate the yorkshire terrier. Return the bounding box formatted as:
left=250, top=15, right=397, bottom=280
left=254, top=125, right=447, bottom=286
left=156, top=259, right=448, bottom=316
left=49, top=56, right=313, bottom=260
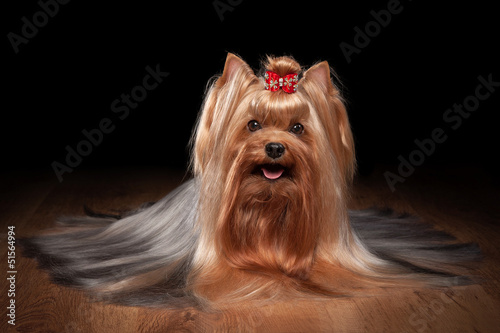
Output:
left=21, top=53, right=480, bottom=308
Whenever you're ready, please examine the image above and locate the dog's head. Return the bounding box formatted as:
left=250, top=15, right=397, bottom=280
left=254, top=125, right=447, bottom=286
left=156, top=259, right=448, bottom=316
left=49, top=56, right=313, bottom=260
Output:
left=192, top=53, right=355, bottom=188
left=191, top=53, right=356, bottom=277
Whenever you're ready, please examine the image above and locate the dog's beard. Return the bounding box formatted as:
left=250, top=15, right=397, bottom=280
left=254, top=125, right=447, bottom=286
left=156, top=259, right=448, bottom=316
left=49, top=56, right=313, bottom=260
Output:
left=217, top=138, right=321, bottom=280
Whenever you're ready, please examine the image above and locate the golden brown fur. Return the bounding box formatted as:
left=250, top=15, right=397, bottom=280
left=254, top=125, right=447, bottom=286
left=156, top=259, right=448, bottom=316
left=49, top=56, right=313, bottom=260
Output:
left=21, top=53, right=480, bottom=309
left=188, top=54, right=449, bottom=305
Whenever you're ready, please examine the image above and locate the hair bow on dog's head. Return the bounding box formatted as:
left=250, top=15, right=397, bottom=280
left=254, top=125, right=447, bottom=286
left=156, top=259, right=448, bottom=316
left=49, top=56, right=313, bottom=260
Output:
left=264, top=71, right=298, bottom=93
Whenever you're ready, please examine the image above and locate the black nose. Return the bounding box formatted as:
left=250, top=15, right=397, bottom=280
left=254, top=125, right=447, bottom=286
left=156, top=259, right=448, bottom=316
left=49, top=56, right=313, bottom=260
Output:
left=265, top=142, right=285, bottom=159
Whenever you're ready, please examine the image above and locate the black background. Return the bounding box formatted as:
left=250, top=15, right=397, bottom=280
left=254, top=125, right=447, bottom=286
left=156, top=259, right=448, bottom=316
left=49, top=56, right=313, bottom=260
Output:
left=3, top=1, right=499, bottom=182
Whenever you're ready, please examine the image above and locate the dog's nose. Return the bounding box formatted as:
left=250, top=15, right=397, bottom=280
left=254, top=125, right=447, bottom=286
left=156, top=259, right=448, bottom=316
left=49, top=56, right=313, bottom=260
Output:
left=265, top=142, right=285, bottom=159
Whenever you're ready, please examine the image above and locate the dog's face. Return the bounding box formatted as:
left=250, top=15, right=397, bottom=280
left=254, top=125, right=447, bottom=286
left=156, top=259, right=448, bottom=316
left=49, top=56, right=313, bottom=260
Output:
left=192, top=54, right=356, bottom=278
left=226, top=89, right=319, bottom=200
left=193, top=54, right=354, bottom=186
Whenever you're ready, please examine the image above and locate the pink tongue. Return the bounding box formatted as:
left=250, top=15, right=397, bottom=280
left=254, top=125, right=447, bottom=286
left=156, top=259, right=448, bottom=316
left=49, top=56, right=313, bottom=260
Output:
left=262, top=167, right=284, bottom=180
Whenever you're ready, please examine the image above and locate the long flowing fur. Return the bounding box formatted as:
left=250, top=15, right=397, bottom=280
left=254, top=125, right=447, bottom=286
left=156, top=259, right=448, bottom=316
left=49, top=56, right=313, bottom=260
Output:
left=21, top=53, right=481, bottom=308
left=22, top=179, right=200, bottom=307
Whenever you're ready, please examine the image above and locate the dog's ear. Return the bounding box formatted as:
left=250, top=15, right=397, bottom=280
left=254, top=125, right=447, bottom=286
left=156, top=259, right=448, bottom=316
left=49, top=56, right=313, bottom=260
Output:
left=218, top=53, right=245, bottom=85
left=302, top=61, right=356, bottom=181
left=191, top=53, right=257, bottom=175
left=302, top=61, right=336, bottom=95
left=217, top=53, right=255, bottom=87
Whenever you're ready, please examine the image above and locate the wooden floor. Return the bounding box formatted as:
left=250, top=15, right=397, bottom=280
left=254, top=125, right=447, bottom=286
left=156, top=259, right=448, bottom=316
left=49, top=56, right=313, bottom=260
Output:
left=1, top=165, right=499, bottom=332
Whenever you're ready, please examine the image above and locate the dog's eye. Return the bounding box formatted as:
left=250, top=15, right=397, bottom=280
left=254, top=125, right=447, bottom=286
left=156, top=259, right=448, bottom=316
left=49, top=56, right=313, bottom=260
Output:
left=290, top=123, right=304, bottom=135
left=247, top=120, right=262, bottom=132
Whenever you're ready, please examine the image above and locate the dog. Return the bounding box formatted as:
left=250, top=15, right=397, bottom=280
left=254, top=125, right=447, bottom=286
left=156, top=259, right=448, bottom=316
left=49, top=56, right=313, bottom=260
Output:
left=21, top=53, right=480, bottom=309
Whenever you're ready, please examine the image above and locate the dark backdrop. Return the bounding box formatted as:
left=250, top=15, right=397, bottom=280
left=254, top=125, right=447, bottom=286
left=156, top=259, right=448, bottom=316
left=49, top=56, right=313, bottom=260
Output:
left=4, top=1, right=499, bottom=183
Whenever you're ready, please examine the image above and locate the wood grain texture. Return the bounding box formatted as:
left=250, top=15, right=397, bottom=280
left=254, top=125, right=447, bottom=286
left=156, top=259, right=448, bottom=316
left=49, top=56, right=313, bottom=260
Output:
left=1, top=166, right=499, bottom=332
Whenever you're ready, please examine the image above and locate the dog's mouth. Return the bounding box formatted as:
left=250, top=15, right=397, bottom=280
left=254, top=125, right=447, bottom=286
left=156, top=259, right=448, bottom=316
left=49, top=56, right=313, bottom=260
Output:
left=257, top=164, right=288, bottom=180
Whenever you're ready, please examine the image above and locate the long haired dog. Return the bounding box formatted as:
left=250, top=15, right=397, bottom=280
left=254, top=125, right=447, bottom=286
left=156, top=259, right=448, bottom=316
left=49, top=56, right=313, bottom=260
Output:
left=22, top=53, right=480, bottom=308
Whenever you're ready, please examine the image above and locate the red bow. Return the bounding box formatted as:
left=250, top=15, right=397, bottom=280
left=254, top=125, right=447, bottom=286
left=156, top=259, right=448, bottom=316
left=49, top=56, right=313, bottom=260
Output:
left=264, top=71, right=298, bottom=93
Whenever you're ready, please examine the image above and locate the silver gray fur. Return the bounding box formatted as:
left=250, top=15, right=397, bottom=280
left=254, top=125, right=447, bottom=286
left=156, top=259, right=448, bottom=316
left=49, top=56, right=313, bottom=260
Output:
left=21, top=179, right=480, bottom=307
left=22, top=178, right=200, bottom=307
